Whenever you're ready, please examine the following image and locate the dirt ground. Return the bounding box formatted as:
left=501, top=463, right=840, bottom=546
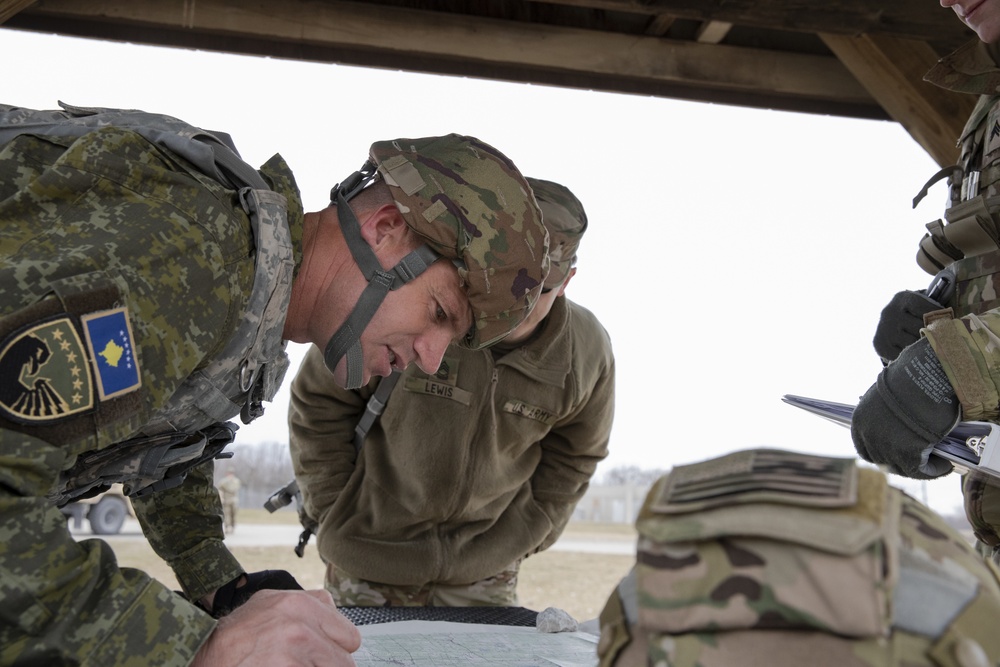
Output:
left=101, top=515, right=636, bottom=623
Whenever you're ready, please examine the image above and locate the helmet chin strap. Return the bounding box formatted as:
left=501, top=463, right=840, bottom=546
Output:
left=323, top=163, right=440, bottom=389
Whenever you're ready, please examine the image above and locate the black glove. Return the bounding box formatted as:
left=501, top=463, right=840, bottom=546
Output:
left=872, top=289, right=944, bottom=365
left=208, top=569, right=304, bottom=618
left=852, top=338, right=960, bottom=479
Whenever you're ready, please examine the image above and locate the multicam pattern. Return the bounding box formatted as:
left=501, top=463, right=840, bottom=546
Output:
left=911, top=41, right=1000, bottom=566
left=597, top=449, right=1000, bottom=666
left=526, top=177, right=588, bottom=289
left=370, top=135, right=549, bottom=349
left=326, top=561, right=521, bottom=607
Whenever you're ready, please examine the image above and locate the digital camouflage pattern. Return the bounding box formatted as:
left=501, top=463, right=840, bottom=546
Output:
left=0, top=107, right=306, bottom=663
left=526, top=177, right=588, bottom=289
left=0, top=103, right=295, bottom=436
left=325, top=561, right=521, bottom=607
left=597, top=449, right=1000, bottom=667
left=370, top=135, right=549, bottom=349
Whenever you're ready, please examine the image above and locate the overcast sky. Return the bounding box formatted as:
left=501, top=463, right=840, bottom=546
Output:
left=1, top=27, right=970, bottom=514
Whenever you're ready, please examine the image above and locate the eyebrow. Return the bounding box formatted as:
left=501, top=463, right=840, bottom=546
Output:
left=438, top=286, right=473, bottom=337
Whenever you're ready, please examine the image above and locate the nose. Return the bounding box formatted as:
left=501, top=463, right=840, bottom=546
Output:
left=939, top=0, right=958, bottom=8
left=413, top=328, right=452, bottom=375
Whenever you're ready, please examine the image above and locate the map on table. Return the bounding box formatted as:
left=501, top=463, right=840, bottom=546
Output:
left=355, top=623, right=599, bottom=667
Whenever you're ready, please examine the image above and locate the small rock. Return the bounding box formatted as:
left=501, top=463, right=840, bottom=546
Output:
left=536, top=606, right=579, bottom=633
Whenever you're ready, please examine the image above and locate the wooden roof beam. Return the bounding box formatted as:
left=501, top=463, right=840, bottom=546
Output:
left=643, top=13, right=675, bottom=37
left=820, top=32, right=976, bottom=166
left=14, top=0, right=873, bottom=107
left=1, top=0, right=36, bottom=24
left=532, top=0, right=970, bottom=42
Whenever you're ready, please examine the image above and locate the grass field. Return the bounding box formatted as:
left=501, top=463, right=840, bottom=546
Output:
left=102, top=511, right=637, bottom=623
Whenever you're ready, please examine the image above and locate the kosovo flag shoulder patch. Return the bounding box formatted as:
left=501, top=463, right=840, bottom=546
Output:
left=81, top=307, right=142, bottom=400
left=0, top=317, right=95, bottom=422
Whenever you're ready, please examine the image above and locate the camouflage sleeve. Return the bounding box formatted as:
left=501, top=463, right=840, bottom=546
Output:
left=922, top=308, right=1000, bottom=559
left=131, top=459, right=243, bottom=603
left=922, top=309, right=1000, bottom=422
left=531, top=346, right=615, bottom=552
left=0, top=426, right=216, bottom=665
left=288, top=344, right=368, bottom=524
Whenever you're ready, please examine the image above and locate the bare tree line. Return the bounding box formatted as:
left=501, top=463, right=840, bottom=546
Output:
left=214, top=440, right=666, bottom=495
left=214, top=440, right=294, bottom=495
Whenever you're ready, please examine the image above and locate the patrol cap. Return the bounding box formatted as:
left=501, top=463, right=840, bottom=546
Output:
left=526, top=177, right=588, bottom=290
left=369, top=134, right=549, bottom=349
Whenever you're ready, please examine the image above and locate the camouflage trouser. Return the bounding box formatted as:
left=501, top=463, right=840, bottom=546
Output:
left=597, top=449, right=1000, bottom=667
left=222, top=502, right=237, bottom=532
left=325, top=561, right=521, bottom=607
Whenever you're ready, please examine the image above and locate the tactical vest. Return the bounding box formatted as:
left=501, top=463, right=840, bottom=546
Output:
left=916, top=94, right=1000, bottom=317
left=597, top=449, right=1000, bottom=667
left=910, top=83, right=1000, bottom=569
left=0, top=102, right=294, bottom=503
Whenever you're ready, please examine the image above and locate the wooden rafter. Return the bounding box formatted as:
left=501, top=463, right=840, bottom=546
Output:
left=11, top=0, right=870, bottom=105
left=1, top=0, right=36, bottom=24
left=821, top=32, right=976, bottom=167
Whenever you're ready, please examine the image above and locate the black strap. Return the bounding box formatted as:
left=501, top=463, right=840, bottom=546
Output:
left=353, top=370, right=402, bottom=451
left=206, top=570, right=303, bottom=618
left=913, top=165, right=962, bottom=209
left=54, top=422, right=237, bottom=505
left=322, top=188, right=438, bottom=388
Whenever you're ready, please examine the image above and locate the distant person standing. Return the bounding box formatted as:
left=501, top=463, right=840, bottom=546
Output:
left=218, top=471, right=241, bottom=534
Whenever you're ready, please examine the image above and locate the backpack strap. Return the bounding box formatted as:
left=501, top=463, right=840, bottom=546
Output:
left=0, top=101, right=267, bottom=192
left=353, top=370, right=402, bottom=451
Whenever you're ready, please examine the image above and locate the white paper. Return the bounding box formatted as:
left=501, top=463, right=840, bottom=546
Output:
left=356, top=621, right=599, bottom=666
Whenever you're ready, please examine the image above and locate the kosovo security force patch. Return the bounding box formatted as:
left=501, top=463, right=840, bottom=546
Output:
left=81, top=307, right=141, bottom=400
left=0, top=317, right=94, bottom=422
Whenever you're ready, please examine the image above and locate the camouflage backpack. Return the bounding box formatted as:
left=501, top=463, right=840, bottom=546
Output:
left=597, top=449, right=1000, bottom=667
left=0, top=102, right=293, bottom=502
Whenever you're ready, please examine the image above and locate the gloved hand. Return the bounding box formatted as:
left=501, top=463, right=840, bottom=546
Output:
left=852, top=337, right=960, bottom=479
left=209, top=570, right=304, bottom=618
left=872, top=289, right=944, bottom=364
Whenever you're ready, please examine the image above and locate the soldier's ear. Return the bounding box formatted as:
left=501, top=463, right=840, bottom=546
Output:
left=359, top=204, right=408, bottom=250
left=557, top=267, right=577, bottom=296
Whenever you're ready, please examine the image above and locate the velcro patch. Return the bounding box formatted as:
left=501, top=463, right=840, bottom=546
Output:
left=0, top=317, right=94, bottom=423
left=403, top=375, right=472, bottom=406
left=985, top=101, right=1000, bottom=157
left=503, top=400, right=557, bottom=426
left=80, top=307, right=141, bottom=400
left=401, top=354, right=472, bottom=404
left=652, top=449, right=857, bottom=513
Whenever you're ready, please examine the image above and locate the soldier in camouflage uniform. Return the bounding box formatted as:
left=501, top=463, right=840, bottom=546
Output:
left=854, top=0, right=1000, bottom=569
left=0, top=103, right=548, bottom=665
left=217, top=471, right=241, bottom=534
left=597, top=449, right=1000, bottom=667
left=288, top=178, right=615, bottom=607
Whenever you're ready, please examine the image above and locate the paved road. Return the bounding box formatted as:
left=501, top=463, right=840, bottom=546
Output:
left=72, top=520, right=636, bottom=555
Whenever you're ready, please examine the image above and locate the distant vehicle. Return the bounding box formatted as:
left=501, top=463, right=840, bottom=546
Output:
left=61, top=484, right=134, bottom=535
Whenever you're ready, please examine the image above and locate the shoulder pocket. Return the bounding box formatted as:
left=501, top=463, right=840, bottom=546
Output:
left=635, top=449, right=891, bottom=639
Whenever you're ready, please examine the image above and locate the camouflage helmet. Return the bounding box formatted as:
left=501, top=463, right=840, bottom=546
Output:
left=526, top=177, right=588, bottom=289
left=369, top=134, right=549, bottom=349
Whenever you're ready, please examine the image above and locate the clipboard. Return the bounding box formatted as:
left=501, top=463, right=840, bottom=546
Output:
left=782, top=393, right=1000, bottom=479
